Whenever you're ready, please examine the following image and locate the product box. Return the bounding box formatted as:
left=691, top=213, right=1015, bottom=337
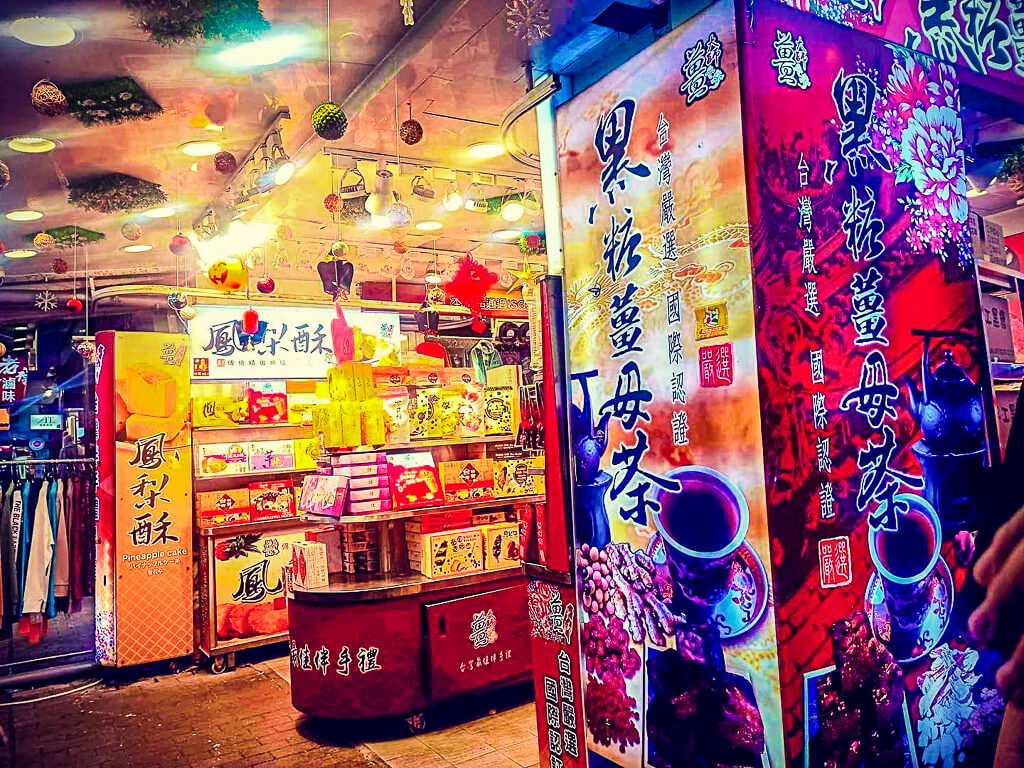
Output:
left=484, top=386, right=515, bottom=435
left=373, top=367, right=410, bottom=388
left=348, top=486, right=391, bottom=503
left=408, top=364, right=445, bottom=387
left=197, top=488, right=251, bottom=527
left=293, top=437, right=321, bottom=470
left=249, top=479, right=296, bottom=521
left=341, top=549, right=380, bottom=574
left=327, top=363, right=357, bottom=403
left=493, top=455, right=545, bottom=497
left=485, top=365, right=522, bottom=390
left=471, top=509, right=516, bottom=525
left=339, top=402, right=362, bottom=448
left=286, top=392, right=320, bottom=425
left=248, top=439, right=296, bottom=472
left=248, top=381, right=288, bottom=424
left=404, top=509, right=474, bottom=534
left=292, top=541, right=329, bottom=589
left=388, top=451, right=443, bottom=510
left=438, top=459, right=495, bottom=504
left=360, top=399, right=387, bottom=445
left=196, top=442, right=249, bottom=476
left=192, top=388, right=249, bottom=428
left=332, top=462, right=389, bottom=479
left=298, top=474, right=348, bottom=517
left=331, top=451, right=387, bottom=467
left=458, top=383, right=485, bottom=437
left=305, top=526, right=343, bottom=574
left=406, top=527, right=483, bottom=578
left=339, top=527, right=379, bottom=553
left=379, top=388, right=411, bottom=444
left=349, top=498, right=392, bottom=515
left=436, top=386, right=464, bottom=439
left=442, top=368, right=477, bottom=386
left=348, top=474, right=390, bottom=491
left=482, top=523, right=521, bottom=570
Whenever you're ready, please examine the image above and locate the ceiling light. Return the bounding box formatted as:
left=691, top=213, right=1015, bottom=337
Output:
left=123, top=244, right=152, bottom=253
left=415, top=220, right=443, bottom=232
left=273, top=160, right=295, bottom=186
left=425, top=269, right=443, bottom=284
left=9, top=17, right=76, bottom=47
left=217, top=33, right=306, bottom=68
left=464, top=182, right=488, bottom=213
left=181, top=140, right=222, bottom=157
left=365, top=166, right=393, bottom=215
left=442, top=182, right=463, bottom=212
left=204, top=123, right=224, bottom=132
left=142, top=206, right=176, bottom=219
left=5, top=209, right=44, bottom=222
left=492, top=229, right=522, bottom=241
left=500, top=188, right=525, bottom=222
left=8, top=137, right=56, bottom=154
left=468, top=141, right=505, bottom=160
left=4, top=249, right=36, bottom=259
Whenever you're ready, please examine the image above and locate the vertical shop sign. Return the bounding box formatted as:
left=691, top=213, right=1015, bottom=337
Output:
left=741, top=4, right=1000, bottom=766
left=557, top=1, right=784, bottom=765
left=0, top=356, right=28, bottom=405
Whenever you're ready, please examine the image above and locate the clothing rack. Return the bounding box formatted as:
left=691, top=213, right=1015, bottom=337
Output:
left=0, top=459, right=94, bottom=466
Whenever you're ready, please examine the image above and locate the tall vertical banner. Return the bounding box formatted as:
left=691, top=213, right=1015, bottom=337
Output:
left=557, top=2, right=784, bottom=765
left=740, top=3, right=1002, bottom=766
left=95, top=331, right=194, bottom=666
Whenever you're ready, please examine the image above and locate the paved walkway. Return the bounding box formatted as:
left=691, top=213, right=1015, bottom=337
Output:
left=1, top=656, right=538, bottom=768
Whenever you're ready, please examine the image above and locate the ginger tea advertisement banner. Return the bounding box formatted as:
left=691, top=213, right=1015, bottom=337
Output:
left=96, top=331, right=193, bottom=667
left=557, top=2, right=783, bottom=765
left=740, top=3, right=1001, bottom=766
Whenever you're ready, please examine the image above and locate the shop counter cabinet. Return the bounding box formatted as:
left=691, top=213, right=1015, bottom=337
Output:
left=288, top=569, right=531, bottom=726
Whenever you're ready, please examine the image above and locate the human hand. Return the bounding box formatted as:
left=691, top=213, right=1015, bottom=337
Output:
left=970, top=504, right=1024, bottom=700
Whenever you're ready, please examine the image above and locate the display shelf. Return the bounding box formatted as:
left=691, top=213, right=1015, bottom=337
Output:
left=303, top=494, right=545, bottom=525
left=194, top=466, right=313, bottom=491
left=320, top=434, right=516, bottom=456
left=991, top=361, right=1024, bottom=380
left=193, top=423, right=313, bottom=445
left=198, top=516, right=317, bottom=537
left=524, top=562, right=573, bottom=585
left=291, top=567, right=526, bottom=604
left=978, top=259, right=1024, bottom=283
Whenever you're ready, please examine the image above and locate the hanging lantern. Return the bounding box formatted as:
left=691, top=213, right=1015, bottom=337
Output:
left=256, top=275, right=276, bottom=294
left=242, top=308, right=260, bottom=335
left=214, top=151, right=237, bottom=175
left=0, top=342, right=6, bottom=357
left=204, top=98, right=229, bottom=127
left=207, top=258, right=248, bottom=291
left=179, top=305, right=198, bottom=321
left=0, top=160, right=10, bottom=193
left=33, top=232, right=55, bottom=251
left=66, top=297, right=83, bottom=313
left=324, top=193, right=341, bottom=213
left=426, top=284, right=446, bottom=305
left=311, top=101, right=348, bottom=141
left=167, top=291, right=188, bottom=311
left=51, top=258, right=68, bottom=274
left=75, top=340, right=95, bottom=362
left=169, top=233, right=192, bottom=257
left=121, top=223, right=142, bottom=241
left=393, top=241, right=407, bottom=255
left=329, top=240, right=348, bottom=260
left=387, top=200, right=412, bottom=228
left=276, top=224, right=293, bottom=240
left=31, top=79, right=67, bottom=117
left=400, top=102, right=424, bottom=145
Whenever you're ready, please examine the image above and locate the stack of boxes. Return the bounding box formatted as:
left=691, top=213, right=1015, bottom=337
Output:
left=338, top=523, right=380, bottom=574
left=404, top=509, right=521, bottom=578
left=311, top=362, right=386, bottom=449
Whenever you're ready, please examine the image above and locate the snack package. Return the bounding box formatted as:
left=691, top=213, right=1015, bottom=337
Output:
left=292, top=437, right=321, bottom=470
left=339, top=402, right=362, bottom=447
left=406, top=527, right=483, bottom=578
left=436, top=386, right=464, bottom=439
left=248, top=440, right=295, bottom=472
left=192, top=384, right=248, bottom=427
left=348, top=498, right=392, bottom=515
left=408, top=364, right=444, bottom=387
left=298, top=474, right=348, bottom=517
left=458, top=383, right=485, bottom=437
left=493, top=455, right=546, bottom=497
left=360, top=398, right=387, bottom=446
left=348, top=486, right=391, bottom=503
left=379, top=388, right=411, bottom=444
left=248, top=381, right=288, bottom=424
left=196, top=442, right=249, bottom=476
left=197, top=488, right=250, bottom=527
left=484, top=386, right=515, bottom=435
left=388, top=451, right=443, bottom=510
left=305, top=526, right=343, bottom=574
left=327, top=363, right=356, bottom=403
left=442, top=368, right=477, bottom=386
left=486, top=365, right=522, bottom=390
left=409, top=388, right=442, bottom=440
left=373, top=367, right=410, bottom=388
left=438, top=459, right=495, bottom=504
left=249, top=479, right=296, bottom=521
left=482, top=523, right=521, bottom=570
left=292, top=541, right=329, bottom=588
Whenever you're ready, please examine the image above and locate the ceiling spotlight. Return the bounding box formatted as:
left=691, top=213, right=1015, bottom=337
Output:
left=492, top=229, right=522, bottom=241
left=142, top=206, right=176, bottom=219
left=8, top=137, right=56, bottom=154
left=4, top=249, right=36, bottom=259
left=181, top=140, right=222, bottom=157
left=415, top=220, right=443, bottom=232
left=424, top=269, right=443, bottom=284
left=123, top=244, right=153, bottom=253
left=464, top=180, right=488, bottom=213
left=442, top=181, right=463, bottom=212
left=216, top=33, right=306, bottom=69
left=467, top=141, right=505, bottom=160
left=5, top=209, right=44, bottom=222
left=500, top=188, right=525, bottom=222
left=9, top=17, right=76, bottom=47
left=273, top=160, right=295, bottom=186
left=267, top=130, right=295, bottom=186
left=365, top=165, right=393, bottom=215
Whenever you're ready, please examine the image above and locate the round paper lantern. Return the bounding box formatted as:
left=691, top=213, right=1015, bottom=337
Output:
left=311, top=101, right=348, bottom=141
left=324, top=193, right=342, bottom=213
left=276, top=224, right=293, bottom=240
left=179, top=305, right=197, bottom=321
left=0, top=160, right=10, bottom=193
left=51, top=258, right=68, bottom=274
left=167, top=292, right=188, bottom=311
left=387, top=202, right=412, bottom=228
left=256, top=275, right=276, bottom=294
left=329, top=240, right=348, bottom=260
left=33, top=233, right=55, bottom=251
left=242, top=308, right=260, bottom=335
left=31, top=79, right=67, bottom=117
left=66, top=297, right=83, bottom=313
left=207, top=258, right=247, bottom=291
left=0, top=342, right=6, bottom=357
left=169, top=233, right=192, bottom=257
left=214, top=151, right=237, bottom=175
left=121, top=223, right=142, bottom=241
left=400, top=117, right=424, bottom=145
left=75, top=340, right=95, bottom=361
left=204, top=99, right=229, bottom=127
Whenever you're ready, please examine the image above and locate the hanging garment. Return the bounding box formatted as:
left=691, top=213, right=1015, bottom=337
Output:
left=50, top=478, right=68, bottom=615
left=22, top=480, right=54, bottom=615
left=65, top=475, right=80, bottom=608
left=16, top=479, right=34, bottom=616
left=0, top=480, right=18, bottom=622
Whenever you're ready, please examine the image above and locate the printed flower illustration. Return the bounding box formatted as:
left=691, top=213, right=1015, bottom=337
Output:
left=901, top=105, right=968, bottom=224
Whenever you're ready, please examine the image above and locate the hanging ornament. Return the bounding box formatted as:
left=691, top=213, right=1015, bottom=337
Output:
left=499, top=268, right=514, bottom=289
left=399, top=260, right=416, bottom=281
left=505, top=0, right=552, bottom=43
left=508, top=261, right=540, bottom=292
left=121, top=223, right=143, bottom=241
left=51, top=258, right=68, bottom=275
left=167, top=291, right=188, bottom=311
left=214, top=151, right=237, bottom=175
left=256, top=275, right=276, bottom=294
left=393, top=241, right=407, bottom=255
left=401, top=0, right=415, bottom=25
left=35, top=290, right=57, bottom=312
left=207, top=258, right=248, bottom=291
left=31, top=79, right=67, bottom=117
left=445, top=255, right=498, bottom=332
left=272, top=245, right=291, bottom=270
left=204, top=98, right=230, bottom=127
left=400, top=102, right=423, bottom=145
left=75, top=340, right=96, bottom=362
left=329, top=240, right=349, bottom=260
left=242, top=308, right=260, bottom=335
left=169, top=233, right=192, bottom=256
left=0, top=342, right=6, bottom=357
left=312, top=102, right=348, bottom=141
left=317, top=259, right=355, bottom=300
left=34, top=232, right=56, bottom=251
left=380, top=262, right=397, bottom=278
left=179, top=305, right=198, bottom=321
left=324, top=193, right=341, bottom=213
left=66, top=297, right=83, bottom=313
left=0, top=160, right=10, bottom=193
left=276, top=224, right=293, bottom=241
left=426, top=284, right=446, bottom=306
left=387, top=200, right=412, bottom=228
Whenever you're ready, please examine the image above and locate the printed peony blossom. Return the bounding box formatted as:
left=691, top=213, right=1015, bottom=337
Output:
left=901, top=105, right=968, bottom=224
